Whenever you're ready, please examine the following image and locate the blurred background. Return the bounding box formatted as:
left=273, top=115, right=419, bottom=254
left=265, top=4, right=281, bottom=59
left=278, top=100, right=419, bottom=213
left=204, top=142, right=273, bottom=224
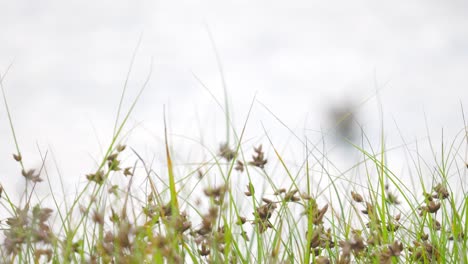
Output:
left=0, top=0, right=467, bottom=200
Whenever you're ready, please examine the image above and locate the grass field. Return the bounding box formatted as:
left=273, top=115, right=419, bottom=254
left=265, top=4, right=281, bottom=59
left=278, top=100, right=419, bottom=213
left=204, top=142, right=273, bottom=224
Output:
left=1, top=66, right=467, bottom=263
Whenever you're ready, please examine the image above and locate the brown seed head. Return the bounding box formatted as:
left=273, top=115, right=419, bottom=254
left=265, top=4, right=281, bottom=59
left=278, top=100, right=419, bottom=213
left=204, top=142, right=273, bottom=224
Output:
left=116, top=144, right=126, bottom=152
left=92, top=210, right=104, bottom=225
left=315, top=256, right=330, bottom=264
left=351, top=191, right=364, bottom=203
left=427, top=200, right=441, bottom=214
left=22, top=169, right=43, bottom=183
left=248, top=144, right=267, bottom=168
left=274, top=188, right=286, bottom=195
left=13, top=153, right=22, bottom=162
left=388, top=240, right=403, bottom=257
left=244, top=183, right=254, bottom=196
left=433, top=183, right=449, bottom=199
left=234, top=160, right=244, bottom=172
left=123, top=167, right=133, bottom=177
left=236, top=216, right=247, bottom=225
left=219, top=143, right=236, bottom=161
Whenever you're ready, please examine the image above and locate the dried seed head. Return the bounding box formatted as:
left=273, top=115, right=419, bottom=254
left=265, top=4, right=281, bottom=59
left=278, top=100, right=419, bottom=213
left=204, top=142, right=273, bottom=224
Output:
left=235, top=160, right=244, bottom=172
left=314, top=204, right=328, bottom=225
left=307, top=227, right=322, bottom=249
left=244, top=183, right=254, bottom=196
left=197, top=169, right=204, bottom=179
left=108, top=158, right=121, bottom=171
left=123, top=167, right=133, bottom=177
left=300, top=192, right=312, bottom=200
left=394, top=213, right=401, bottom=221
left=315, top=256, right=330, bottom=264
left=255, top=219, right=273, bottom=233
left=197, top=207, right=218, bottom=235
left=204, top=184, right=228, bottom=198
left=108, top=185, right=119, bottom=195
left=116, top=144, right=126, bottom=152
left=248, top=144, right=267, bottom=168
left=433, top=183, right=449, bottom=199
left=432, top=219, right=441, bottom=230
left=345, top=231, right=366, bottom=255
left=366, top=232, right=380, bottom=246
left=362, top=202, right=375, bottom=217
left=219, top=143, right=236, bottom=161
left=109, top=208, right=120, bottom=223
left=198, top=243, right=210, bottom=256
left=387, top=222, right=400, bottom=232
left=351, top=191, right=364, bottom=203
left=107, top=153, right=118, bottom=161
left=92, top=210, right=104, bottom=225
left=159, top=202, right=173, bottom=217
left=174, top=213, right=192, bottom=233
left=86, top=170, right=105, bottom=185
left=427, top=200, right=441, bottom=214
left=385, top=186, right=400, bottom=205
left=13, top=153, right=22, bottom=162
left=423, top=192, right=434, bottom=201
left=421, top=233, right=429, bottom=241
left=274, top=188, right=286, bottom=195
left=34, top=249, right=53, bottom=263
left=79, top=204, right=88, bottom=215
left=256, top=203, right=276, bottom=220
left=32, top=205, right=53, bottom=223
left=284, top=189, right=299, bottom=202
left=388, top=240, right=403, bottom=257
left=241, top=231, right=249, bottom=241
left=22, top=169, right=43, bottom=183
left=236, top=216, right=247, bottom=225
left=449, top=231, right=465, bottom=241
left=254, top=144, right=262, bottom=153
left=386, top=192, right=400, bottom=205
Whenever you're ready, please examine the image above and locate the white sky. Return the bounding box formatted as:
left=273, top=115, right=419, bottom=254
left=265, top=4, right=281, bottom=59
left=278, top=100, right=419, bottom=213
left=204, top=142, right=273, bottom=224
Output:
left=1, top=1, right=467, bottom=201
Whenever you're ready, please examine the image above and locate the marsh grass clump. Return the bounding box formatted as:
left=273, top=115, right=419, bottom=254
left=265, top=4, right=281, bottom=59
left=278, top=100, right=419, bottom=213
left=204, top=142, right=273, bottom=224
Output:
left=0, top=80, right=467, bottom=263
left=1, top=125, right=467, bottom=263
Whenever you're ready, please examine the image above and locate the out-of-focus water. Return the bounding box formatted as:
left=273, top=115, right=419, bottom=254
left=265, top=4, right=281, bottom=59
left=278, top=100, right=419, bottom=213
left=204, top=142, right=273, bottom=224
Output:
left=0, top=1, right=467, bottom=202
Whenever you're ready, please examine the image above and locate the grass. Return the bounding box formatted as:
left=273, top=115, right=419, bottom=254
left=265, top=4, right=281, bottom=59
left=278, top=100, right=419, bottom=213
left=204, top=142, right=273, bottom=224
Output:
left=1, top=61, right=467, bottom=263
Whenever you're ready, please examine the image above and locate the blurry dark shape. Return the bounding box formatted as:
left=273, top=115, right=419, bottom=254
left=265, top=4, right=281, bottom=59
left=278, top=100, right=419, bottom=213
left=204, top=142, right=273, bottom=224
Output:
left=327, top=100, right=359, bottom=143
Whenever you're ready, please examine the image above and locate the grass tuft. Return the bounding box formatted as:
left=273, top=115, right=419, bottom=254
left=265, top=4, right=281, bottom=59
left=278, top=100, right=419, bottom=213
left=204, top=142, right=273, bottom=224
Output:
left=1, top=63, right=467, bottom=263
